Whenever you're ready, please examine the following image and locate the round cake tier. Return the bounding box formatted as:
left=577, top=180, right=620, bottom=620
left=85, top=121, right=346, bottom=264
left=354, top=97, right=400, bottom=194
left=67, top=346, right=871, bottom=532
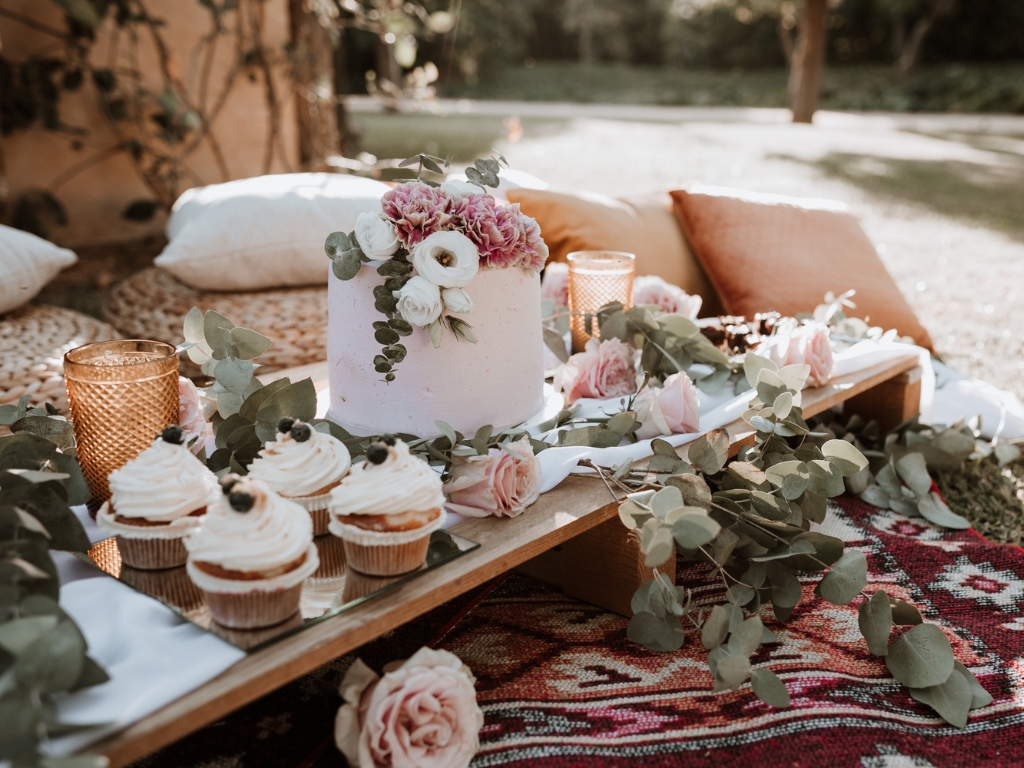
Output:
left=327, top=265, right=545, bottom=436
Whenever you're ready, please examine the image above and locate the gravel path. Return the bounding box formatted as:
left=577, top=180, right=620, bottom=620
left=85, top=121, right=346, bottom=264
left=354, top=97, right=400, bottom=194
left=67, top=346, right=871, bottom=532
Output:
left=454, top=106, right=1024, bottom=400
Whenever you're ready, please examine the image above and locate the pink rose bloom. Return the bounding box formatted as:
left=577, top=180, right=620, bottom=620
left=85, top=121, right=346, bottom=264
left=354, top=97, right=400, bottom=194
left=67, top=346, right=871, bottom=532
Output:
left=380, top=182, right=455, bottom=247
left=633, top=275, right=703, bottom=319
left=335, top=648, right=484, bottom=768
left=634, top=372, right=701, bottom=440
left=758, top=320, right=835, bottom=387
left=541, top=262, right=569, bottom=306
left=443, top=435, right=542, bottom=518
left=178, top=377, right=208, bottom=455
left=516, top=210, right=548, bottom=272
left=553, top=337, right=637, bottom=403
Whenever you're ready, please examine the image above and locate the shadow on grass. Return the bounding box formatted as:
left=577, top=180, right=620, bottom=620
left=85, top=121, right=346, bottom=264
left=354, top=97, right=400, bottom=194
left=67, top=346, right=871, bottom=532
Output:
left=787, top=151, right=1024, bottom=244
left=352, top=113, right=569, bottom=163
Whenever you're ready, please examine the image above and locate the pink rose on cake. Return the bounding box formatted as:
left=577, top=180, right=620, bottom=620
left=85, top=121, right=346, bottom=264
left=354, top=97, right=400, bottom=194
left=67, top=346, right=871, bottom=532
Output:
left=634, top=372, right=701, bottom=440
left=380, top=182, right=455, bottom=247
left=178, top=377, right=208, bottom=455
left=443, top=435, right=542, bottom=518
left=540, top=262, right=569, bottom=307
left=633, top=275, right=703, bottom=319
left=553, top=337, right=638, bottom=403
left=755, top=320, right=834, bottom=387
left=335, top=648, right=483, bottom=768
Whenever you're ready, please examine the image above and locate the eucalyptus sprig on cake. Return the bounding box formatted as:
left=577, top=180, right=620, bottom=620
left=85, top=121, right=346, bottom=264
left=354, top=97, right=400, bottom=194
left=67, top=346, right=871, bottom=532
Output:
left=325, top=153, right=548, bottom=382
left=588, top=354, right=986, bottom=728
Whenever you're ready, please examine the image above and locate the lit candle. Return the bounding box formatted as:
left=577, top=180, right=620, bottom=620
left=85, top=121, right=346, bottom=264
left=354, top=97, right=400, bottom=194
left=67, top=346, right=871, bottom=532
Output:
left=566, top=250, right=636, bottom=352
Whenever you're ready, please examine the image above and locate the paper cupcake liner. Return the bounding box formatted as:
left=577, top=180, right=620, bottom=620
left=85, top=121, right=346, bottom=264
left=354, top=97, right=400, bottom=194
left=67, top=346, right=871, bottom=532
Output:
left=203, top=583, right=305, bottom=629
left=342, top=536, right=431, bottom=577
left=119, top=564, right=204, bottom=611
left=312, top=535, right=347, bottom=579
left=117, top=535, right=188, bottom=570
left=187, top=543, right=320, bottom=595
left=97, top=501, right=201, bottom=541
left=327, top=509, right=446, bottom=545
left=289, top=492, right=333, bottom=514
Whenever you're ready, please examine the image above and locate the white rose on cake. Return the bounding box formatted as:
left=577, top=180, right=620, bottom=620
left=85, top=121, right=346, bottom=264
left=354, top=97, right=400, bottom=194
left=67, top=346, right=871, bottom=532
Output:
left=395, top=276, right=442, bottom=327
left=442, top=287, right=474, bottom=314
left=411, top=231, right=480, bottom=288
left=354, top=213, right=400, bottom=260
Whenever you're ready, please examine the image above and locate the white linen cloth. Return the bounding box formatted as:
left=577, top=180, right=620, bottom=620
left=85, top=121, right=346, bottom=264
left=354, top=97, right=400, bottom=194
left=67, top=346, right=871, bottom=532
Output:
left=48, top=508, right=245, bottom=755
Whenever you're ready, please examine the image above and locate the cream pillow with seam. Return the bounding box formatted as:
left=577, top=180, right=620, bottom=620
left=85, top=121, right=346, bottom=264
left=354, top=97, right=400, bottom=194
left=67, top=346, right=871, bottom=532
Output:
left=156, top=173, right=392, bottom=291
left=0, top=224, right=77, bottom=315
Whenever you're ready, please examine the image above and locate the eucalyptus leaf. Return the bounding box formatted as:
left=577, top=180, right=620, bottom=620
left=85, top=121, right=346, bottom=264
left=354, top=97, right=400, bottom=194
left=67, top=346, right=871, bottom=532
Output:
left=807, top=459, right=845, bottom=498
left=860, top=484, right=891, bottom=509
left=858, top=590, right=893, bottom=656
left=0, top=615, right=59, bottom=655
left=815, top=550, right=867, bottom=606
left=10, top=417, right=76, bottom=453
left=229, top=327, right=273, bottom=360
left=14, top=620, right=85, bottom=694
left=891, top=599, right=924, bottom=626
left=910, top=669, right=971, bottom=729
left=214, top=357, right=254, bottom=397
left=953, top=660, right=994, bottom=710
left=626, top=611, right=685, bottom=652
left=255, top=379, right=317, bottom=442
left=713, top=653, right=752, bottom=692
left=918, top=492, right=971, bottom=530
left=701, top=605, right=730, bottom=650
left=666, top=473, right=712, bottom=509
left=896, top=452, right=933, bottom=499
left=821, top=439, right=869, bottom=476
left=727, top=615, right=763, bottom=656
left=689, top=429, right=729, bottom=475
left=751, top=668, right=791, bottom=708
left=183, top=306, right=204, bottom=343
left=886, top=623, right=955, bottom=689
left=672, top=513, right=720, bottom=550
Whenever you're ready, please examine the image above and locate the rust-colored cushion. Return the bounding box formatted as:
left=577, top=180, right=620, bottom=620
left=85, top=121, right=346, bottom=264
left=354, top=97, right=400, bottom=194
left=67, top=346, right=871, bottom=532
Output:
left=508, top=188, right=722, bottom=316
left=670, top=186, right=933, bottom=350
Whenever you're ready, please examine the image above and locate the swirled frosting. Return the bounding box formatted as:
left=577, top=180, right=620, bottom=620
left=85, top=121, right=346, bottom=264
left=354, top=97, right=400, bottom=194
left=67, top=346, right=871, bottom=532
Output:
left=108, top=438, right=220, bottom=523
left=248, top=428, right=351, bottom=497
left=329, top=439, right=445, bottom=517
left=184, top=479, right=313, bottom=573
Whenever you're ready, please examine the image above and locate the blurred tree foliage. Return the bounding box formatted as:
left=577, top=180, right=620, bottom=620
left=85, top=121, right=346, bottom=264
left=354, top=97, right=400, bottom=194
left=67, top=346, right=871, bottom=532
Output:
left=336, top=0, right=1024, bottom=87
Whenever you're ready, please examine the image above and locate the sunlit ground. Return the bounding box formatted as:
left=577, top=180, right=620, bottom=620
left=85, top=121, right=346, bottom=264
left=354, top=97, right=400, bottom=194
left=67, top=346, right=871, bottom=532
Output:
left=355, top=108, right=1024, bottom=401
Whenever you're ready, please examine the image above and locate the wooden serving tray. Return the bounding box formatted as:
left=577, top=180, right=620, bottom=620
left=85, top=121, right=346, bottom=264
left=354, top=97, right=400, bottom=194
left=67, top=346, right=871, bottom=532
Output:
left=89, top=354, right=922, bottom=766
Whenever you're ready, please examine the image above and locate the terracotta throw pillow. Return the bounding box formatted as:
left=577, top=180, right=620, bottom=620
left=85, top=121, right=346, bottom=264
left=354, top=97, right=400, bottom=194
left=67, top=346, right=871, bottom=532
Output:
left=508, top=188, right=722, bottom=315
left=670, top=186, right=933, bottom=350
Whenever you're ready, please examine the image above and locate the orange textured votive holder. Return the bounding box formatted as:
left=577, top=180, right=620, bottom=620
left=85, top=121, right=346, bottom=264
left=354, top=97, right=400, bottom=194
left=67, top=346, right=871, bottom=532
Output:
left=64, top=340, right=180, bottom=506
left=567, top=250, right=636, bottom=353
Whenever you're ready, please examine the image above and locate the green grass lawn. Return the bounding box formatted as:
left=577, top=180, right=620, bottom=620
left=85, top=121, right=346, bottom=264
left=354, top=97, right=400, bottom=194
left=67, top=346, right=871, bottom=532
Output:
left=438, top=61, right=1024, bottom=114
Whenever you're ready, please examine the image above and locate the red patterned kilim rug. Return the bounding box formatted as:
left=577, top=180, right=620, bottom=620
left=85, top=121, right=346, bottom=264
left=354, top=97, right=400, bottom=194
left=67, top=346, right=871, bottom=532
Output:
left=136, top=495, right=1024, bottom=767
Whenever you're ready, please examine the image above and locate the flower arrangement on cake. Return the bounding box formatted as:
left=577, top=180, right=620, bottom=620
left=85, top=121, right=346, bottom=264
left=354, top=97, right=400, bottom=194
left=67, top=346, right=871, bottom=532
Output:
left=324, top=154, right=548, bottom=383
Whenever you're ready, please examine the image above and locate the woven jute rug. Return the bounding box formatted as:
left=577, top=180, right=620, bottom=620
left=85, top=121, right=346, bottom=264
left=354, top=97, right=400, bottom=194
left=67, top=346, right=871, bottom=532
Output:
left=133, top=495, right=1024, bottom=767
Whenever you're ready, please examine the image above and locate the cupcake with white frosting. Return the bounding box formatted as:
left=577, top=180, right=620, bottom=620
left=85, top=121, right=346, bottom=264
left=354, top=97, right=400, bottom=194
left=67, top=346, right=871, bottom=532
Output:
left=328, top=436, right=446, bottom=576
left=96, top=425, right=220, bottom=570
left=248, top=417, right=351, bottom=536
left=185, top=476, right=319, bottom=629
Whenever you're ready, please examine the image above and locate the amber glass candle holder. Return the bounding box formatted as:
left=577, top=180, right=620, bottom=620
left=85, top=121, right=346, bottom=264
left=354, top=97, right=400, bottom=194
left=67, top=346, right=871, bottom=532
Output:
left=567, top=250, right=636, bottom=353
left=64, top=340, right=180, bottom=507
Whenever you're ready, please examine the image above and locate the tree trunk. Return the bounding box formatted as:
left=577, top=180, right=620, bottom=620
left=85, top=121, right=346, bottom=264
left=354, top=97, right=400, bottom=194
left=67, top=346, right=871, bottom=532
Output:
left=288, top=0, right=339, bottom=170
left=896, top=0, right=954, bottom=84
left=777, top=18, right=794, bottom=67
left=579, top=0, right=593, bottom=101
left=789, top=0, right=828, bottom=124
left=332, top=29, right=356, bottom=158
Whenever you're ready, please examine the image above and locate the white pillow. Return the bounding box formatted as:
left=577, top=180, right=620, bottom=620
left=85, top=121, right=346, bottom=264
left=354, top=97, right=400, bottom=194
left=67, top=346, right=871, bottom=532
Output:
left=156, top=173, right=392, bottom=291
left=0, top=224, right=77, bottom=315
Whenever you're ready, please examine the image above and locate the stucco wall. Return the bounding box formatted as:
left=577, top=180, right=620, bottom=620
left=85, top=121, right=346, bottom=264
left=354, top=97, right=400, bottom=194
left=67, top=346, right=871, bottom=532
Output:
left=1, top=0, right=299, bottom=247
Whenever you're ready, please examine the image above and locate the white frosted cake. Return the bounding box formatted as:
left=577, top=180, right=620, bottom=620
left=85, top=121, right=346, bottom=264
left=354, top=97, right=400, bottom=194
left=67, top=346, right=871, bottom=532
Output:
left=324, top=177, right=548, bottom=436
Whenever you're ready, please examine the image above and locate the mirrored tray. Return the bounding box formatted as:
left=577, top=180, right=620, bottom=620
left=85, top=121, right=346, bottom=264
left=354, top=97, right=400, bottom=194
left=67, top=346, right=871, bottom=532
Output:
left=81, top=531, right=479, bottom=651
